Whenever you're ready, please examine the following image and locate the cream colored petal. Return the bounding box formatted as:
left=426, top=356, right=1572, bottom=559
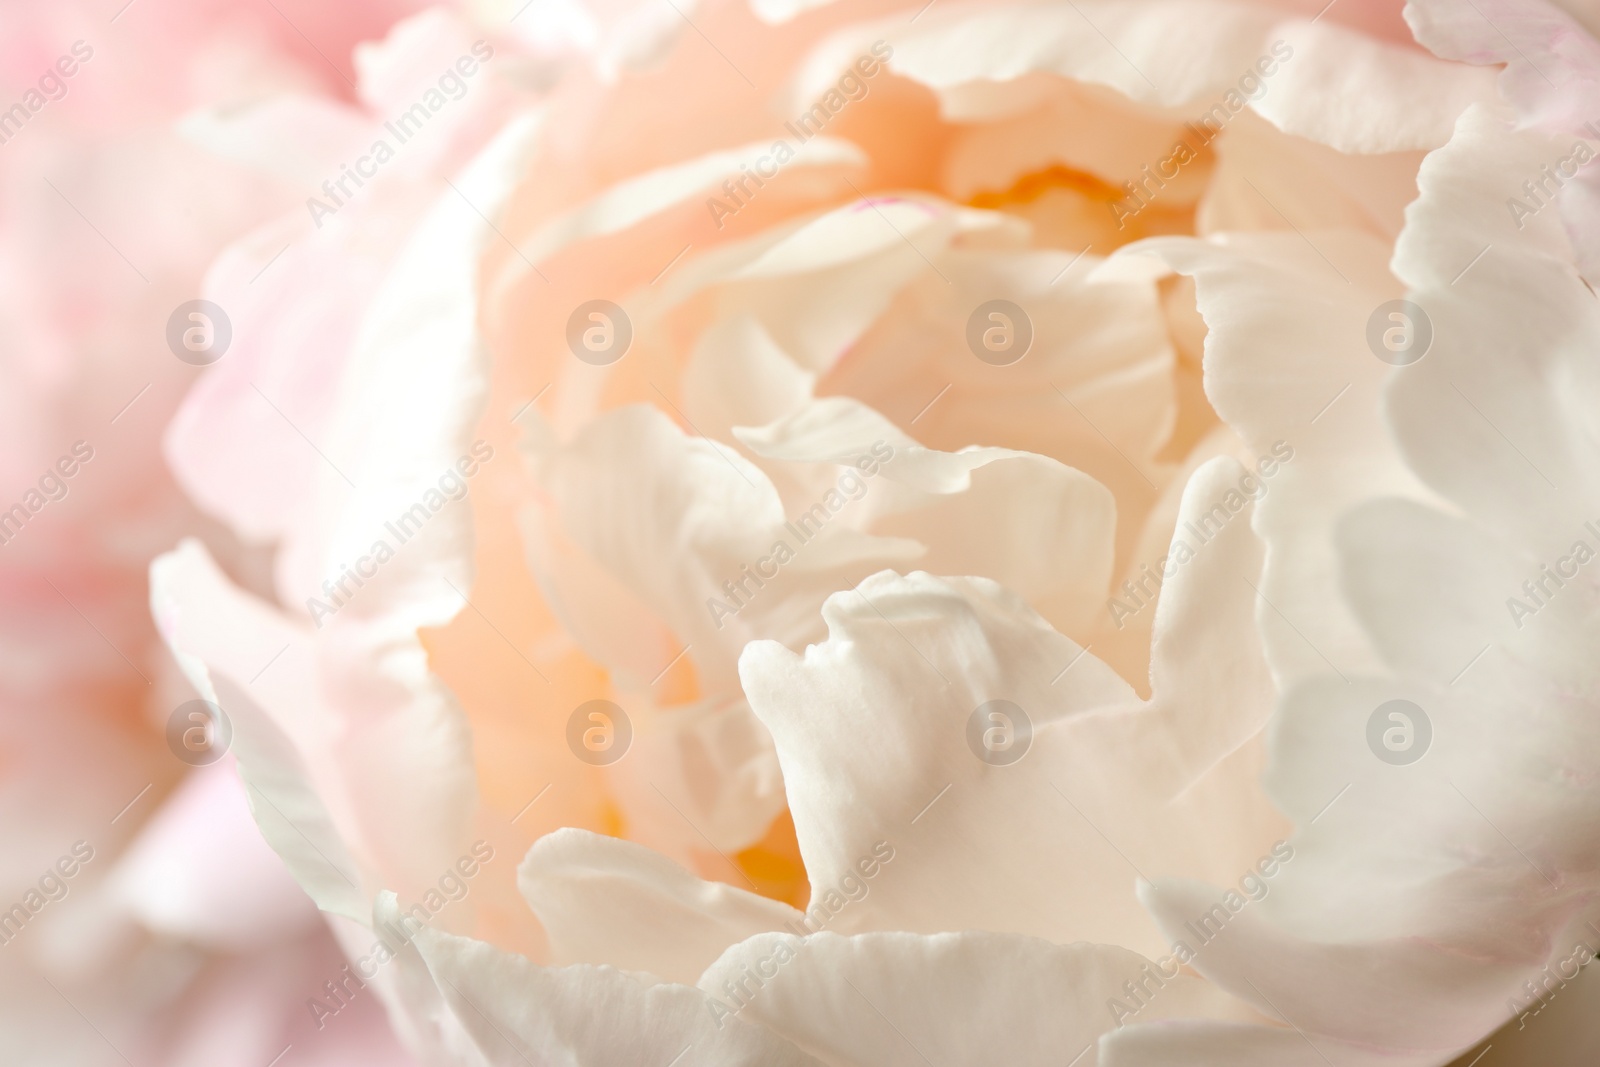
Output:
left=1254, top=19, right=1494, bottom=153
left=518, top=828, right=802, bottom=984
left=150, top=541, right=371, bottom=923
left=1126, top=229, right=1432, bottom=688
left=1388, top=105, right=1600, bottom=556
left=739, top=506, right=1282, bottom=958
left=644, top=194, right=1018, bottom=377
left=1196, top=110, right=1426, bottom=242
left=1103, top=1019, right=1439, bottom=1067
left=407, top=916, right=825, bottom=1065
left=738, top=394, right=1118, bottom=635
left=1138, top=874, right=1554, bottom=1053
left=525, top=402, right=920, bottom=693
left=509, top=135, right=867, bottom=273
left=701, top=930, right=1239, bottom=1067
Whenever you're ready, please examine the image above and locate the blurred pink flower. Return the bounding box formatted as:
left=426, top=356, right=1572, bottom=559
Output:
left=0, top=1, right=435, bottom=1064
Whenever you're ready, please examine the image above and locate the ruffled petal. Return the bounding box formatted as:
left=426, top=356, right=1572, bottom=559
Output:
left=407, top=911, right=825, bottom=1065
left=518, top=828, right=801, bottom=983
left=701, top=930, right=1239, bottom=1066
left=739, top=470, right=1282, bottom=955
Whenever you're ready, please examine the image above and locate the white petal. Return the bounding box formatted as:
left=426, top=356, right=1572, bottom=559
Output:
left=1407, top=0, right=1600, bottom=137
left=642, top=194, right=1017, bottom=377
left=518, top=828, right=801, bottom=984
left=1138, top=875, right=1539, bottom=1052
left=683, top=315, right=815, bottom=446
left=739, top=483, right=1281, bottom=956
left=701, top=930, right=1239, bottom=1067
left=407, top=915, right=825, bottom=1065
left=1255, top=19, right=1494, bottom=153
left=150, top=541, right=371, bottom=922
left=1103, top=1019, right=1439, bottom=1067
left=525, top=403, right=918, bottom=693
left=1195, top=110, right=1425, bottom=242
left=801, top=1, right=1284, bottom=113
left=511, top=136, right=867, bottom=272
left=737, top=395, right=1117, bottom=635
left=1126, top=229, right=1431, bottom=687
left=1388, top=105, right=1600, bottom=556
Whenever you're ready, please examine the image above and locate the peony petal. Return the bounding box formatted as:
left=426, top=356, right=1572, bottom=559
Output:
left=407, top=914, right=825, bottom=1065
left=525, top=402, right=920, bottom=694
left=737, top=394, right=1118, bottom=635
left=1103, top=1019, right=1439, bottom=1067
left=701, top=930, right=1239, bottom=1067
left=1388, top=104, right=1600, bottom=557
left=151, top=541, right=371, bottom=923
left=683, top=315, right=816, bottom=447
left=1137, top=875, right=1540, bottom=1052
left=796, top=0, right=1489, bottom=156
left=739, top=498, right=1282, bottom=957
left=518, top=828, right=801, bottom=983
left=510, top=135, right=867, bottom=272
left=1254, top=18, right=1494, bottom=153
left=1195, top=110, right=1426, bottom=242
left=1406, top=0, right=1600, bottom=138
left=1127, top=228, right=1433, bottom=688
left=641, top=194, right=1018, bottom=378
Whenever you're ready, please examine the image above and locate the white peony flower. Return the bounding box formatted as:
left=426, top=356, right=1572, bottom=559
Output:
left=150, top=0, right=1599, bottom=1064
